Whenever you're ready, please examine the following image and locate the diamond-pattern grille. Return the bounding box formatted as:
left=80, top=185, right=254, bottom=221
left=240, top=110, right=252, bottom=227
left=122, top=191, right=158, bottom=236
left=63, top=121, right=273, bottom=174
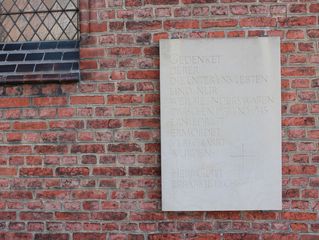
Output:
left=0, top=0, right=79, bottom=42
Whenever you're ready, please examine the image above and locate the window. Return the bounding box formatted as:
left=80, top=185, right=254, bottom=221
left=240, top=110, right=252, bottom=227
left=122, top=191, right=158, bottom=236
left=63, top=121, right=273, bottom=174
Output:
left=0, top=0, right=80, bottom=83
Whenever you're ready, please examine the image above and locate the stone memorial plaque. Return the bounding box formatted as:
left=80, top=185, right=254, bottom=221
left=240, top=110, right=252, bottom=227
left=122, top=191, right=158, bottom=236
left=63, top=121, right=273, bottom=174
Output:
left=160, top=38, right=282, bottom=211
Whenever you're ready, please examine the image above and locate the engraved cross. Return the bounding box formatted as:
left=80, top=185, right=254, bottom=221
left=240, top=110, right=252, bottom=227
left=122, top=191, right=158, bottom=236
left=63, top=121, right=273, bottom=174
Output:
left=230, top=144, right=255, bottom=166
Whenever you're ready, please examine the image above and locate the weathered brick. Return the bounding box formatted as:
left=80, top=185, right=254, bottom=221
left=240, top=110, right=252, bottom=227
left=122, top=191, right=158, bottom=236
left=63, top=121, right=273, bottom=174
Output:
left=202, top=19, right=238, bottom=28
left=73, top=233, right=106, bottom=240
left=164, top=20, right=199, bottom=29
left=72, top=190, right=107, bottom=199
left=34, top=234, right=69, bottom=240
left=20, top=168, right=53, bottom=177
left=108, top=143, right=142, bottom=152
left=56, top=167, right=90, bottom=176
left=145, top=0, right=178, bottom=4
left=126, top=21, right=162, bottom=31
left=20, top=212, right=53, bottom=220
left=91, top=212, right=127, bottom=220
left=93, top=167, right=126, bottom=176
left=0, top=212, right=17, bottom=220
left=108, top=95, right=142, bottom=104
left=87, top=119, right=121, bottom=129
left=55, top=212, right=89, bottom=220
left=239, top=17, right=276, bottom=27
left=282, top=212, right=317, bottom=221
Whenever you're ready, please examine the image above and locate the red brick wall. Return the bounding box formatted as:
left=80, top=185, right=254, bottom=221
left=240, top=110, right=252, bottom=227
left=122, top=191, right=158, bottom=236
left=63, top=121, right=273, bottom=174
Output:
left=0, top=0, right=318, bottom=239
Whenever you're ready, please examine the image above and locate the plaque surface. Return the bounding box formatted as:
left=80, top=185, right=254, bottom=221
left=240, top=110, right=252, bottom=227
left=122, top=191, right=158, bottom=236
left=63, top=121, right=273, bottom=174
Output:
left=160, top=38, right=282, bottom=211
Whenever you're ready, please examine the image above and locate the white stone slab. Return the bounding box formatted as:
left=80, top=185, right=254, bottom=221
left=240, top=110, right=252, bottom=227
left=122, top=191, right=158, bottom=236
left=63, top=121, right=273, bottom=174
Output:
left=160, top=38, right=282, bottom=211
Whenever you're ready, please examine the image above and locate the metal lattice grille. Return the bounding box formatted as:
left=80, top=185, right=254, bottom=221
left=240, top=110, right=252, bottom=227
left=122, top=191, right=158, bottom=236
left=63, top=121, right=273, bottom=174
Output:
left=0, top=0, right=79, bottom=42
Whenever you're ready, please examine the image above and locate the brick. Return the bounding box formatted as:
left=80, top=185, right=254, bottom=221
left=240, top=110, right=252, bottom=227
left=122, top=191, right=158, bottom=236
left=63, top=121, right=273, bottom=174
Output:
left=0, top=212, right=16, bottom=220
left=70, top=96, right=104, bottom=104
left=72, top=190, right=107, bottom=199
left=129, top=167, right=160, bottom=176
left=164, top=20, right=199, bottom=29
left=0, top=122, right=10, bottom=130
left=89, top=22, right=107, bottom=32
left=239, top=17, right=276, bottom=27
left=263, top=234, right=298, bottom=240
left=283, top=165, right=317, bottom=175
left=145, top=0, right=178, bottom=4
left=309, top=4, right=319, bottom=12
left=282, top=117, right=315, bottom=127
left=93, top=167, right=126, bottom=176
left=20, top=168, right=53, bottom=177
left=73, top=233, right=106, bottom=240
left=282, top=67, right=316, bottom=77
left=13, top=121, right=47, bottom=130
left=34, top=234, right=69, bottom=240
left=308, top=130, right=319, bottom=139
left=0, top=232, right=32, bottom=240
left=49, top=120, right=84, bottom=129
left=281, top=42, right=296, bottom=53
left=131, top=212, right=164, bottom=221
left=109, top=47, right=141, bottom=56
left=0, top=191, right=33, bottom=199
left=206, top=211, right=241, bottom=220
left=224, top=234, right=259, bottom=240
left=127, top=70, right=159, bottom=79
left=289, top=4, right=306, bottom=13
left=108, top=143, right=142, bottom=152
left=287, top=17, right=316, bottom=26
left=71, top=144, right=105, bottom=153
left=228, top=31, right=245, bottom=37
left=20, top=212, right=53, bottom=220
left=0, top=97, right=29, bottom=108
left=87, top=119, right=121, bottom=129
left=127, top=21, right=162, bottom=30
left=183, top=0, right=217, bottom=3
left=80, top=48, right=105, bottom=58
left=125, top=0, right=142, bottom=7
left=202, top=19, right=238, bottom=28
left=270, top=5, right=286, bottom=15
left=34, top=145, right=67, bottom=154
left=91, top=212, right=127, bottom=220
left=36, top=190, right=69, bottom=200
left=286, top=30, right=304, bottom=39
left=8, top=222, right=25, bottom=231
left=230, top=5, right=248, bottom=15
left=108, top=95, right=142, bottom=104
left=56, top=167, right=90, bottom=176
left=301, top=235, right=319, bottom=240
left=0, top=168, right=17, bottom=176
left=109, top=22, right=124, bottom=31
left=149, top=234, right=182, bottom=240
left=33, top=97, right=67, bottom=106
left=307, top=29, right=319, bottom=38
left=124, top=119, right=159, bottom=128
left=282, top=212, right=317, bottom=221
left=80, top=60, right=98, bottom=70
left=55, top=212, right=89, bottom=220
left=244, top=212, right=277, bottom=220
